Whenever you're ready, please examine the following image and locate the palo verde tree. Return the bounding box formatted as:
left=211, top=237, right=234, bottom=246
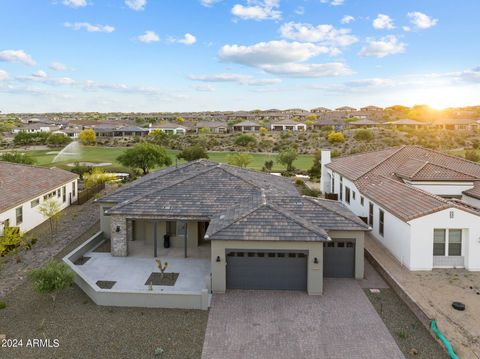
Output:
left=277, top=147, right=298, bottom=172
left=117, top=142, right=172, bottom=175
left=227, top=153, right=252, bottom=168
left=78, top=129, right=96, bottom=145
left=38, top=199, right=62, bottom=243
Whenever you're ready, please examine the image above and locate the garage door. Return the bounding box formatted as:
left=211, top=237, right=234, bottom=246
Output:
left=226, top=250, right=307, bottom=291
left=324, top=240, right=355, bottom=278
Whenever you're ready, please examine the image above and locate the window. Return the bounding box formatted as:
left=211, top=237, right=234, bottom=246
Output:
left=379, top=209, right=384, bottom=236
left=57, top=189, right=61, bottom=198
left=448, top=229, right=462, bottom=256
left=369, top=203, right=374, bottom=226
left=176, top=221, right=186, bottom=236
left=340, top=184, right=343, bottom=201
left=31, top=198, right=40, bottom=208
left=2, top=219, right=10, bottom=232
left=166, top=221, right=177, bottom=236
left=15, top=206, right=23, bottom=225
left=352, top=191, right=356, bottom=200
left=72, top=181, right=76, bottom=197
left=433, top=229, right=446, bottom=256
left=331, top=177, right=335, bottom=193
left=360, top=197, right=364, bottom=206
left=62, top=186, right=66, bottom=203
left=345, top=187, right=351, bottom=204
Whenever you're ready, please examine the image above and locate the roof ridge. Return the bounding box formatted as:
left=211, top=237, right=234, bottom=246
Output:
left=418, top=161, right=478, bottom=179
left=302, top=196, right=370, bottom=229
left=408, top=160, right=429, bottom=178
left=355, top=146, right=406, bottom=180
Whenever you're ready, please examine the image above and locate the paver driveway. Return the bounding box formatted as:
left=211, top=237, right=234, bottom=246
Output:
left=201, top=279, right=404, bottom=359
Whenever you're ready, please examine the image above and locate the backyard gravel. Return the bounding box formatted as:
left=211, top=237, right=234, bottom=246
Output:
left=365, top=288, right=449, bottom=359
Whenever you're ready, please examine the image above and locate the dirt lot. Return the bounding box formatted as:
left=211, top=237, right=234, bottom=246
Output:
left=366, top=234, right=480, bottom=359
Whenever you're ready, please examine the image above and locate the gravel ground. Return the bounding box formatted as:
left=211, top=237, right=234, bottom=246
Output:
left=0, top=219, right=208, bottom=359
left=365, top=288, right=449, bottom=359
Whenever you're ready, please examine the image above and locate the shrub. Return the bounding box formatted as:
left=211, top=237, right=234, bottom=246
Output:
left=0, top=301, right=6, bottom=310
left=465, top=149, right=480, bottom=162
left=78, top=129, right=96, bottom=145
left=13, top=131, right=49, bottom=146
left=47, top=133, right=72, bottom=147
left=354, top=129, right=374, bottom=141
left=177, top=145, right=208, bottom=162
left=227, top=153, right=252, bottom=168
left=0, top=151, right=36, bottom=165
left=295, top=178, right=304, bottom=186
left=235, top=134, right=257, bottom=147
left=262, top=160, right=274, bottom=172
left=277, top=148, right=298, bottom=172
left=308, top=150, right=321, bottom=178
left=28, top=260, right=74, bottom=304
left=69, top=162, right=93, bottom=179
left=0, top=227, right=22, bottom=256
left=327, top=131, right=346, bottom=143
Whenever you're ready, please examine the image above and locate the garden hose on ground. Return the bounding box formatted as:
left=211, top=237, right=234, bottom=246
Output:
left=431, top=320, right=460, bottom=359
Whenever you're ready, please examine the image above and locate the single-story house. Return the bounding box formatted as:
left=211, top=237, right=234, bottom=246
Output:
left=195, top=121, right=228, bottom=134
left=0, top=162, right=78, bottom=236
left=431, top=118, right=480, bottom=131
left=312, top=119, right=346, bottom=131
left=386, top=119, right=430, bottom=129
left=150, top=122, right=187, bottom=135
left=11, top=124, right=59, bottom=134
left=232, top=121, right=262, bottom=132
left=270, top=119, right=307, bottom=131
left=311, top=107, right=332, bottom=113
left=360, top=106, right=383, bottom=112
left=320, top=145, right=480, bottom=271
left=97, top=160, right=369, bottom=295
left=335, top=106, right=357, bottom=112
left=348, top=119, right=383, bottom=128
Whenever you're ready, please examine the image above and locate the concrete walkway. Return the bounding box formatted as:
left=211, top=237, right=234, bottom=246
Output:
left=202, top=279, right=404, bottom=359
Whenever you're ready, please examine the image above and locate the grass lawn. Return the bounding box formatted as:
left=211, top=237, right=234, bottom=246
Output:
left=21, top=146, right=315, bottom=172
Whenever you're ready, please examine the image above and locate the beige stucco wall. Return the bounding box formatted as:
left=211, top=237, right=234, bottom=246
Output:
left=329, top=230, right=365, bottom=279
left=211, top=240, right=324, bottom=295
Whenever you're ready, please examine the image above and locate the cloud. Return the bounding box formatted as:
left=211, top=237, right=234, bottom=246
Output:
left=279, top=22, right=358, bottom=47
left=194, top=84, right=216, bottom=92
left=231, top=0, right=281, bottom=21
left=50, top=62, right=68, bottom=71
left=341, top=15, right=354, bottom=24
left=320, top=0, right=344, bottom=6
left=62, top=0, right=87, bottom=8
left=259, top=62, right=353, bottom=77
left=189, top=73, right=281, bottom=86
left=359, top=36, right=406, bottom=58
left=0, top=70, right=9, bottom=81
left=458, top=66, right=480, bottom=84
left=32, top=70, right=48, bottom=78
left=64, top=22, right=115, bottom=33
left=169, top=33, right=197, bottom=45
left=0, top=49, right=36, bottom=66
left=125, top=0, right=146, bottom=11
left=295, top=6, right=305, bottom=15
left=407, top=12, right=438, bottom=30
left=137, top=30, right=160, bottom=43
left=219, top=40, right=333, bottom=66
left=17, top=71, right=76, bottom=86
left=373, top=14, right=395, bottom=29
left=200, top=0, right=223, bottom=7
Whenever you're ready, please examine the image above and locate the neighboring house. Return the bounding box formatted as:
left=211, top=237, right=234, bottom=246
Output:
left=335, top=106, right=357, bottom=112
left=312, top=119, right=346, bottom=131
left=431, top=118, right=480, bottom=131
left=97, top=160, right=369, bottom=294
left=270, top=119, right=307, bottom=131
left=320, top=146, right=480, bottom=271
left=11, top=124, right=59, bottom=134
left=232, top=120, right=261, bottom=132
left=113, top=126, right=149, bottom=137
left=0, top=162, right=78, bottom=236
left=360, top=106, right=384, bottom=112
left=386, top=119, right=430, bottom=129
left=311, top=107, right=332, bottom=114
left=349, top=119, right=383, bottom=127
left=195, top=121, right=228, bottom=133
left=64, top=127, right=82, bottom=139
left=150, top=122, right=187, bottom=135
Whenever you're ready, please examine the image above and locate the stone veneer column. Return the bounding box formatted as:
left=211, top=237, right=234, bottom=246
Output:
left=111, top=215, right=128, bottom=257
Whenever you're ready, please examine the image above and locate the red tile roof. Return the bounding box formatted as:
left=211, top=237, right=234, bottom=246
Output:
left=0, top=162, right=78, bottom=212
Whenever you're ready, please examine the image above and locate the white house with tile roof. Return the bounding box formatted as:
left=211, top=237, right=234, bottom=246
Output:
left=0, top=162, right=78, bottom=236
left=320, top=146, right=480, bottom=271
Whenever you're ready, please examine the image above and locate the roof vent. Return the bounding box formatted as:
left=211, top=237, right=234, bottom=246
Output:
left=220, top=215, right=225, bottom=219
left=162, top=206, right=171, bottom=210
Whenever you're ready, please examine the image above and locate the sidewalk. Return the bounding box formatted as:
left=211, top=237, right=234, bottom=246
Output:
left=365, top=234, right=480, bottom=359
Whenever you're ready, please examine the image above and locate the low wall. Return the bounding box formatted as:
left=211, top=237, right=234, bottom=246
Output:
left=63, top=232, right=209, bottom=310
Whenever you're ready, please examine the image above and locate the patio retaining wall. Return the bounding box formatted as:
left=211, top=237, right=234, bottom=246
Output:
left=63, top=231, right=209, bottom=310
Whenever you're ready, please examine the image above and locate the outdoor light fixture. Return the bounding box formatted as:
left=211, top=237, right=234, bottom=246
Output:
left=116, top=226, right=121, bottom=233
left=314, top=257, right=318, bottom=264
left=216, top=256, right=221, bottom=262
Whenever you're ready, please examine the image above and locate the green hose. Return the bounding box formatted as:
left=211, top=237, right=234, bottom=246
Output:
left=431, top=320, right=460, bottom=359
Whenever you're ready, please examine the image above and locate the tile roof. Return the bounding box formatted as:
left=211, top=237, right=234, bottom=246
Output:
left=386, top=119, right=430, bottom=125
left=327, top=146, right=480, bottom=221
left=195, top=121, right=227, bottom=128
left=0, top=162, right=78, bottom=212
left=271, top=119, right=306, bottom=125
left=102, top=160, right=368, bottom=241
left=463, top=182, right=480, bottom=200
left=233, top=121, right=260, bottom=127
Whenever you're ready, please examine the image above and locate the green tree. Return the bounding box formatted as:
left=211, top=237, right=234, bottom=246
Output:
left=117, top=142, right=172, bottom=175
left=78, top=129, right=96, bottom=145
left=175, top=116, right=185, bottom=124
left=38, top=199, right=62, bottom=243
left=262, top=160, right=274, bottom=172
left=28, top=260, right=74, bottom=306
left=354, top=129, right=374, bottom=141
left=177, top=145, right=209, bottom=162
left=13, top=132, right=49, bottom=146
left=227, top=153, right=252, bottom=168
left=83, top=168, right=117, bottom=188
left=0, top=151, right=36, bottom=165
left=277, top=148, right=298, bottom=172
left=235, top=134, right=257, bottom=147
left=47, top=133, right=72, bottom=146
left=147, top=129, right=170, bottom=146
left=308, top=150, right=322, bottom=178
left=198, top=127, right=211, bottom=134
left=327, top=131, right=345, bottom=143
left=259, top=127, right=268, bottom=136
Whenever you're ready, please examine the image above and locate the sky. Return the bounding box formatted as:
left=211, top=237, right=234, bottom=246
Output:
left=0, top=0, right=479, bottom=113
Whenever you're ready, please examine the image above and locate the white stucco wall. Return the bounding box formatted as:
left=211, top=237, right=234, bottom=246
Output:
left=406, top=181, right=474, bottom=197
left=410, top=208, right=480, bottom=271
left=462, top=194, right=480, bottom=209
left=0, top=179, right=78, bottom=236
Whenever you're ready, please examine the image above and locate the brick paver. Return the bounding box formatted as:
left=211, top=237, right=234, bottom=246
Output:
left=202, top=279, right=404, bottom=359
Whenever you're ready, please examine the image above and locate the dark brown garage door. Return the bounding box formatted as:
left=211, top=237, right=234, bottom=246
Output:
left=323, top=240, right=355, bottom=278
left=226, top=250, right=307, bottom=291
